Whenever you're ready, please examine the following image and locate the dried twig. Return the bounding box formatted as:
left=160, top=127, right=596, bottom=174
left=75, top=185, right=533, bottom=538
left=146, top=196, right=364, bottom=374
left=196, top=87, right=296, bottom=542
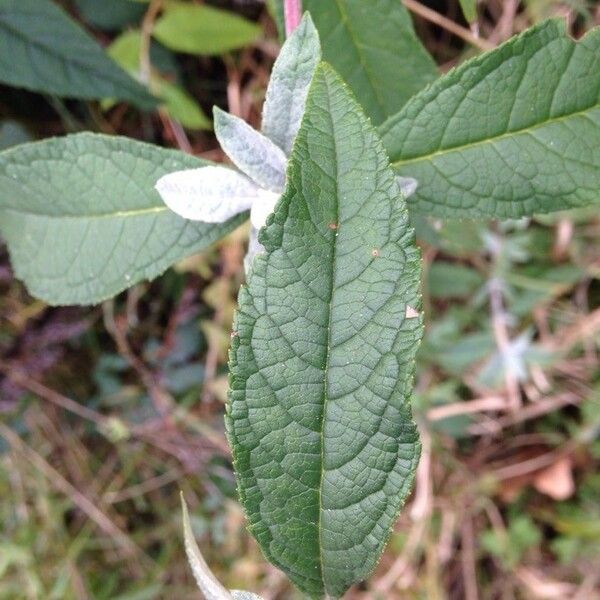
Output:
left=552, top=306, right=600, bottom=352
left=0, top=359, right=106, bottom=426
left=491, top=443, right=576, bottom=481
left=468, top=393, right=581, bottom=436
left=139, top=0, right=163, bottom=86
left=461, top=517, right=479, bottom=600
left=102, top=301, right=173, bottom=417
left=427, top=396, right=506, bottom=421
left=0, top=421, right=150, bottom=564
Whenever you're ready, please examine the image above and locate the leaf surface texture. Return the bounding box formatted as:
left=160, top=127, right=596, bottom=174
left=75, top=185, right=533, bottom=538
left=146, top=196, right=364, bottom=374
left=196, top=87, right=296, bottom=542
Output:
left=0, top=134, right=244, bottom=305
left=228, top=64, right=422, bottom=598
left=380, top=20, right=600, bottom=218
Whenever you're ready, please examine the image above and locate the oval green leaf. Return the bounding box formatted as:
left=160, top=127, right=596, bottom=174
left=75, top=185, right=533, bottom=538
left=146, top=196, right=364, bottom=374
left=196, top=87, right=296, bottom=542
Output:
left=228, top=63, right=422, bottom=599
left=153, top=2, right=261, bottom=56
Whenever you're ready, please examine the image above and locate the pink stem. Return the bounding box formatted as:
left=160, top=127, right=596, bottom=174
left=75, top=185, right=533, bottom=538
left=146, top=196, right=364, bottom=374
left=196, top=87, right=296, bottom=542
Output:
left=284, top=0, right=302, bottom=36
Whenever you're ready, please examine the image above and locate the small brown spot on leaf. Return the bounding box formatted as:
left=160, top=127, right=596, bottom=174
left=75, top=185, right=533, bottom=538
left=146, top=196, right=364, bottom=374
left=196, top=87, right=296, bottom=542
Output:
left=328, top=223, right=338, bottom=230
left=371, top=249, right=379, bottom=257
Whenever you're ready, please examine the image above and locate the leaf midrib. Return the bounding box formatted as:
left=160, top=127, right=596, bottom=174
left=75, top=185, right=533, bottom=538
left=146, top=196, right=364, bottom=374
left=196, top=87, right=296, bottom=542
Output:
left=316, top=73, right=341, bottom=599
left=332, top=0, right=387, bottom=119
left=0, top=205, right=168, bottom=220
left=389, top=99, right=600, bottom=168
left=0, top=10, right=143, bottom=95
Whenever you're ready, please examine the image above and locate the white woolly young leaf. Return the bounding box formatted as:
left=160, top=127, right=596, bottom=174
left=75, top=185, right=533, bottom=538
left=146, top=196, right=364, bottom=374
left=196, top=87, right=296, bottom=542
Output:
left=249, top=190, right=280, bottom=229
left=156, top=165, right=260, bottom=222
left=213, top=107, right=287, bottom=192
left=246, top=191, right=281, bottom=276
left=262, top=13, right=321, bottom=154
left=243, top=227, right=263, bottom=275
left=180, top=494, right=233, bottom=600
left=397, top=176, right=418, bottom=198
left=181, top=494, right=265, bottom=600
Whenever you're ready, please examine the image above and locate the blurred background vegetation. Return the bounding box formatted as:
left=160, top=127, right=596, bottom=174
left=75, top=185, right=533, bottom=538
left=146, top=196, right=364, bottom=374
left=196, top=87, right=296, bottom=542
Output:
left=1, top=1, right=599, bottom=598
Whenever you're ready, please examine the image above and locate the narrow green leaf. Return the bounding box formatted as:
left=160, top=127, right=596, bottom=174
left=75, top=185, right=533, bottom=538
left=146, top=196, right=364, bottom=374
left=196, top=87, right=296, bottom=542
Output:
left=107, top=30, right=211, bottom=130
left=458, top=0, right=478, bottom=24
left=274, top=0, right=438, bottom=124
left=0, top=0, right=155, bottom=108
left=153, top=2, right=261, bottom=56
left=0, top=134, right=245, bottom=305
left=428, top=262, right=483, bottom=299
left=228, top=63, right=422, bottom=599
left=380, top=20, right=600, bottom=218
left=158, top=80, right=212, bottom=130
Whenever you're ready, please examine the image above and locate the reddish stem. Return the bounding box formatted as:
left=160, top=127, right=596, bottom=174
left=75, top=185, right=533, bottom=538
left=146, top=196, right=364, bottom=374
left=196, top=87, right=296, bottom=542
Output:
left=284, top=0, right=302, bottom=36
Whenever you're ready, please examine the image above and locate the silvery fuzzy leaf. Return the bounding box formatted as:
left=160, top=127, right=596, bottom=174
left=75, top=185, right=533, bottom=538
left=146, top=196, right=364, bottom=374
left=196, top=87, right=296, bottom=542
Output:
left=231, top=592, right=264, bottom=600
left=249, top=189, right=280, bottom=230
left=262, top=13, right=321, bottom=155
left=396, top=176, right=418, bottom=199
left=213, top=107, right=287, bottom=193
left=156, top=165, right=258, bottom=223
left=243, top=226, right=264, bottom=276
left=246, top=188, right=279, bottom=274
left=181, top=495, right=265, bottom=600
left=181, top=494, right=233, bottom=600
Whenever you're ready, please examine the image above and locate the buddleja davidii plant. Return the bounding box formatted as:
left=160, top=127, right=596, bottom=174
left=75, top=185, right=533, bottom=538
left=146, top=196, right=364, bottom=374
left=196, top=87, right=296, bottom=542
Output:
left=0, top=4, right=599, bottom=600
left=159, top=14, right=422, bottom=600
left=159, top=13, right=600, bottom=598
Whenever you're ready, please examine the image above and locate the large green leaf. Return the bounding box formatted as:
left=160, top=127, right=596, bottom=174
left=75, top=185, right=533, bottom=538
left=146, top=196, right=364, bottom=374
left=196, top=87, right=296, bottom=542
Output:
left=107, top=30, right=211, bottom=130
left=0, top=134, right=245, bottom=305
left=380, top=20, right=600, bottom=218
left=274, top=0, right=438, bottom=125
left=228, top=64, right=422, bottom=599
left=0, top=0, right=155, bottom=108
left=153, top=2, right=261, bottom=56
